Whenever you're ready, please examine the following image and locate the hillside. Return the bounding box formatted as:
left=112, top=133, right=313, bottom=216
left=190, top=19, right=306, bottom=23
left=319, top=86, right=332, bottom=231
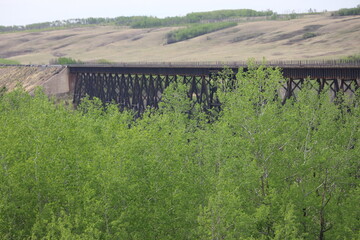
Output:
left=0, top=66, right=64, bottom=92
left=1, top=14, right=360, bottom=64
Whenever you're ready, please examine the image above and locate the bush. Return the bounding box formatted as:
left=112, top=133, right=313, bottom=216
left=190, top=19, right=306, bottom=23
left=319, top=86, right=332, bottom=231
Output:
left=95, top=59, right=114, bottom=64
left=303, top=32, right=317, bottom=39
left=0, top=86, right=7, bottom=97
left=51, top=57, right=82, bottom=65
left=342, top=54, right=360, bottom=61
left=0, top=58, right=20, bottom=65
left=166, top=22, right=237, bottom=44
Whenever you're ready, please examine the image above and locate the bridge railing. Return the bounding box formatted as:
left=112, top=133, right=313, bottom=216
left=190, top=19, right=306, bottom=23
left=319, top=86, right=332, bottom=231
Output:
left=68, top=59, right=360, bottom=68
left=1, top=59, right=359, bottom=68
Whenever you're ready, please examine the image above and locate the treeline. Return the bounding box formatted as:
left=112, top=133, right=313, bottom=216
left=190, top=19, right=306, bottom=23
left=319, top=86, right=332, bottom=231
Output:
left=332, top=5, right=360, bottom=16
left=185, top=9, right=273, bottom=22
left=166, top=22, right=237, bottom=44
left=130, top=9, right=273, bottom=28
left=2, top=6, right=360, bottom=33
left=128, top=16, right=184, bottom=28
left=0, top=64, right=359, bottom=239
left=0, top=9, right=272, bottom=32
left=0, top=18, right=117, bottom=33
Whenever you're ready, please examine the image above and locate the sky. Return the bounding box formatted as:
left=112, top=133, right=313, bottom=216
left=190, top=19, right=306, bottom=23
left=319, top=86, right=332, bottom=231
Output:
left=0, top=0, right=359, bottom=26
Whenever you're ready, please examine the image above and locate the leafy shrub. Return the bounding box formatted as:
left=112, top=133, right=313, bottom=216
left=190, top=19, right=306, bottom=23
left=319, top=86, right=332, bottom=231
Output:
left=51, top=57, right=82, bottom=65
left=303, top=32, right=317, bottom=39
left=166, top=22, right=237, bottom=44
left=0, top=86, right=7, bottom=97
left=342, top=53, right=360, bottom=61
left=289, top=12, right=298, bottom=19
left=269, top=12, right=279, bottom=20
left=95, top=59, right=114, bottom=64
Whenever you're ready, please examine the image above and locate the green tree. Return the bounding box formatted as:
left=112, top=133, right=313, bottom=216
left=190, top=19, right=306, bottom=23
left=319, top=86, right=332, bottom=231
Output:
left=0, top=64, right=359, bottom=239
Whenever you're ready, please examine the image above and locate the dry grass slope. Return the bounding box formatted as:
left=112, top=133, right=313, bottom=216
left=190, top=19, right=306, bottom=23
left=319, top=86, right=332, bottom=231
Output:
left=0, top=66, right=64, bottom=92
left=1, top=14, right=360, bottom=64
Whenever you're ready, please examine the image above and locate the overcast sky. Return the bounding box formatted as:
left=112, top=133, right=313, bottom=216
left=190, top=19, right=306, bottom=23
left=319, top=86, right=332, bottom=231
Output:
left=0, top=0, right=359, bottom=26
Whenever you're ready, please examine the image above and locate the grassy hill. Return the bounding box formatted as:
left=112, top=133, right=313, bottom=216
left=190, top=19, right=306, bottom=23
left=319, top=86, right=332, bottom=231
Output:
left=0, top=13, right=359, bottom=64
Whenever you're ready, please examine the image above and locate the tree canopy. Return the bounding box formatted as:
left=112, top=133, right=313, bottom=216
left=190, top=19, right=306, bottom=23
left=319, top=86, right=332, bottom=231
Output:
left=0, top=64, right=359, bottom=239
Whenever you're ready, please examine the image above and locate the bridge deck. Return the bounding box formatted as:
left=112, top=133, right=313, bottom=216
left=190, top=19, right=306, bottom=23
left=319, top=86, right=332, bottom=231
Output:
left=69, top=61, right=360, bottom=80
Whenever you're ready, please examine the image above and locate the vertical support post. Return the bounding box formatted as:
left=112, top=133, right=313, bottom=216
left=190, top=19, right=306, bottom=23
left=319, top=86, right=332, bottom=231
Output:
left=317, top=78, right=325, bottom=94
left=282, top=78, right=293, bottom=104
left=72, top=72, right=82, bottom=106
left=332, top=79, right=340, bottom=99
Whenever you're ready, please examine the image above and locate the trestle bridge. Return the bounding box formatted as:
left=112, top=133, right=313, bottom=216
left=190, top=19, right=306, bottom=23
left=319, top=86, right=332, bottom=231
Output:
left=68, top=61, right=360, bottom=113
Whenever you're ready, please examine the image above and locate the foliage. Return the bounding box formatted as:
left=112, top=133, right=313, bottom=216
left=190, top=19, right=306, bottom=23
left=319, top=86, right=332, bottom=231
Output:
left=289, top=12, right=299, bottom=19
left=95, top=59, right=114, bottom=64
left=0, top=64, right=359, bottom=239
left=129, top=16, right=182, bottom=28
left=0, top=18, right=116, bottom=33
left=130, top=9, right=273, bottom=28
left=303, top=32, right=317, bottom=39
left=0, top=9, right=272, bottom=32
left=166, top=22, right=237, bottom=44
left=184, top=9, right=273, bottom=23
left=267, top=11, right=300, bottom=20
left=50, top=57, right=82, bottom=65
left=0, top=58, right=20, bottom=65
left=0, top=86, right=6, bottom=97
left=4, top=6, right=356, bottom=33
left=332, top=6, right=360, bottom=16
left=342, top=53, right=360, bottom=61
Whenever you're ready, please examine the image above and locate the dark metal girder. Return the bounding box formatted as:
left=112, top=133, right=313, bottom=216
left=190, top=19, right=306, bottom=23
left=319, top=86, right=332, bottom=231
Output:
left=281, top=67, right=360, bottom=80
left=71, top=64, right=360, bottom=114
left=69, top=65, right=360, bottom=80
left=69, top=66, right=225, bottom=76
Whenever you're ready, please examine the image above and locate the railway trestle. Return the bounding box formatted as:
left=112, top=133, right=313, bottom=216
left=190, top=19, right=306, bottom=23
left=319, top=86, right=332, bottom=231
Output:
left=69, top=63, right=360, bottom=113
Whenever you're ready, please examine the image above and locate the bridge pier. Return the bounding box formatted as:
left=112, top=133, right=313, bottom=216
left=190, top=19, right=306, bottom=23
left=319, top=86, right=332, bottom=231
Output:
left=42, top=67, right=74, bottom=97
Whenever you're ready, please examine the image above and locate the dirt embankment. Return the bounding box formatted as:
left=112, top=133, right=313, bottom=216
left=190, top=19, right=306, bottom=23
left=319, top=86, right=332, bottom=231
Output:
left=0, top=66, right=65, bottom=92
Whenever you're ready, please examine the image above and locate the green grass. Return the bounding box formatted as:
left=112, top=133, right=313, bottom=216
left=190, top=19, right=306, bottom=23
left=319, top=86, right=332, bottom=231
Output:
left=95, top=59, right=114, bottom=64
left=0, top=58, right=20, bottom=65
left=341, top=54, right=360, bottom=61
left=50, top=57, right=82, bottom=65
left=166, top=22, right=237, bottom=44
